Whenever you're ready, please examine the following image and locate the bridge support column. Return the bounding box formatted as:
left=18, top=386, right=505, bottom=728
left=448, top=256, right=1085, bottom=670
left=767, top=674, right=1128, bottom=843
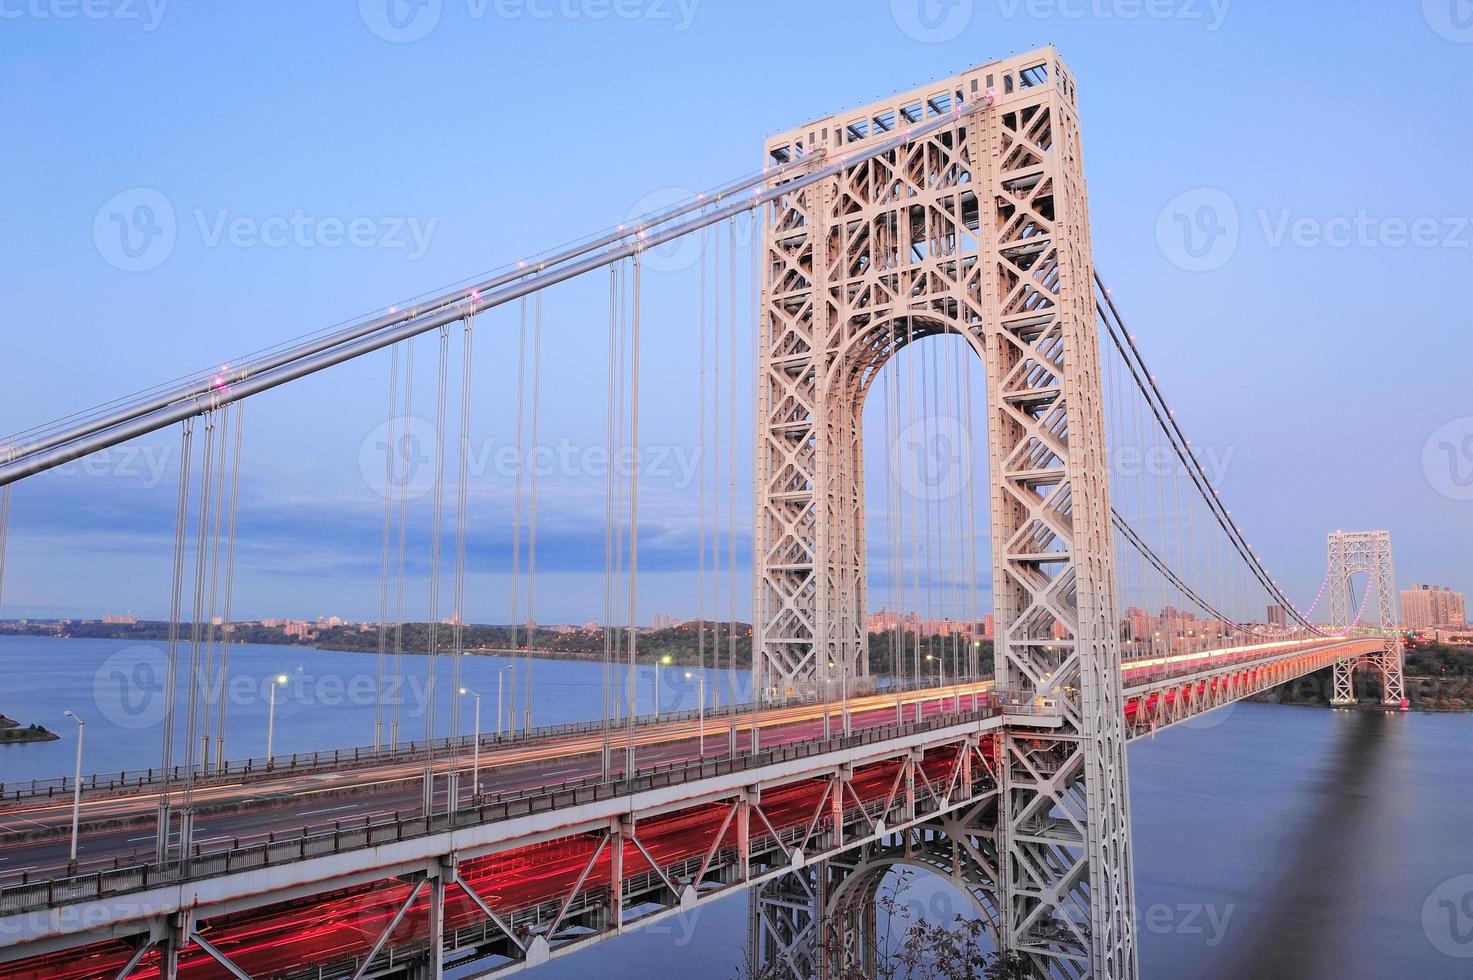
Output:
left=1331, top=659, right=1357, bottom=706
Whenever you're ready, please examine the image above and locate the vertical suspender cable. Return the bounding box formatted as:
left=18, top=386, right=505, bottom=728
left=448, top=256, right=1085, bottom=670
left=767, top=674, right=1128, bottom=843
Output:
left=215, top=400, right=243, bottom=770
left=624, top=254, right=642, bottom=779
left=391, top=343, right=415, bottom=750
left=0, top=486, right=9, bottom=619
left=602, top=264, right=619, bottom=776
left=524, top=293, right=543, bottom=732
left=200, top=406, right=229, bottom=773
left=510, top=300, right=527, bottom=736
left=726, top=220, right=738, bottom=723
left=180, top=408, right=217, bottom=858
left=375, top=346, right=399, bottom=753
left=156, top=417, right=194, bottom=863
left=450, top=315, right=473, bottom=805
left=697, top=229, right=707, bottom=726
left=423, top=324, right=449, bottom=813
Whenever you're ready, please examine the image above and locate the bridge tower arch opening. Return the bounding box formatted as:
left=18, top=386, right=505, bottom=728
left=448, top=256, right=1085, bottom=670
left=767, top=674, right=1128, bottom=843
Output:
left=1327, top=529, right=1406, bottom=707
left=753, top=47, right=1137, bottom=979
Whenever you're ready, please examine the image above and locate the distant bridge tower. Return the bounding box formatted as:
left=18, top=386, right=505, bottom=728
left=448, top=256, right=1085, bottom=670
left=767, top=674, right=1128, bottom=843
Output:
left=753, top=47, right=1136, bottom=979
left=1327, top=529, right=1406, bottom=707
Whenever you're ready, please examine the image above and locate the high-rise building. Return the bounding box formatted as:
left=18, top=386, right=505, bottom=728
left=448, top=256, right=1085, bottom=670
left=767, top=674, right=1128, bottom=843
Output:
left=1400, top=584, right=1467, bottom=629
left=1266, top=604, right=1287, bottom=627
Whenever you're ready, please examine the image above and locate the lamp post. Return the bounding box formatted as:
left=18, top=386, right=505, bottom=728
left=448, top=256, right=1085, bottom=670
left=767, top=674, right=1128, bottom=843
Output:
left=459, top=687, right=482, bottom=798
left=266, top=674, right=287, bottom=761
left=497, top=665, right=513, bottom=737
left=654, top=654, right=672, bottom=719
left=63, top=710, right=84, bottom=864
left=684, top=671, right=705, bottom=755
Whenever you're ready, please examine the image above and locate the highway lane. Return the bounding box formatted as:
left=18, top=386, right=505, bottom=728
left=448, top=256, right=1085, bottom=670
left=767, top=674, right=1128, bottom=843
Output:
left=2, top=723, right=966, bottom=980
left=0, top=684, right=996, bottom=883
left=0, top=636, right=1354, bottom=884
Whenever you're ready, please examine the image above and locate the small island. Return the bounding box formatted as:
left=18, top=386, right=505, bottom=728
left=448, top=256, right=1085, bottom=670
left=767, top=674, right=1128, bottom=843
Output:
left=0, top=714, right=59, bottom=744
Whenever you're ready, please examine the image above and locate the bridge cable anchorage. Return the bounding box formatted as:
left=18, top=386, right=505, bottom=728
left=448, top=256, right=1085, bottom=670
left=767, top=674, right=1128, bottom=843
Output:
left=0, top=110, right=985, bottom=491
left=374, top=344, right=399, bottom=754
left=422, top=322, right=449, bottom=814
left=1095, top=271, right=1319, bottom=634
left=156, top=416, right=194, bottom=863
left=0, top=152, right=827, bottom=478
left=390, top=340, right=415, bottom=751
left=448, top=313, right=474, bottom=806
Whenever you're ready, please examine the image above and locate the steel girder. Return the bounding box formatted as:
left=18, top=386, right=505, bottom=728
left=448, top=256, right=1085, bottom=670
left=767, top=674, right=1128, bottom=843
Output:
left=1327, top=531, right=1406, bottom=706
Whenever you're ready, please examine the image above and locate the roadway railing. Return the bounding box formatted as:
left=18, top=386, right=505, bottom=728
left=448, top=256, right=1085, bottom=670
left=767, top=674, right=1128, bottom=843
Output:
left=0, top=695, right=1026, bottom=917
left=0, top=674, right=990, bottom=805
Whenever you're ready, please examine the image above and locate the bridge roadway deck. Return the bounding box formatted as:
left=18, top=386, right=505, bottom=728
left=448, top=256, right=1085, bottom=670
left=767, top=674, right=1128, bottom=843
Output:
left=0, top=637, right=1380, bottom=979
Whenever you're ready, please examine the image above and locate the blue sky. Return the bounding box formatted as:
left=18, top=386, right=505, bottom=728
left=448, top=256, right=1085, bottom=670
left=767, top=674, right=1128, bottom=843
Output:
left=1, top=1, right=1469, bottom=623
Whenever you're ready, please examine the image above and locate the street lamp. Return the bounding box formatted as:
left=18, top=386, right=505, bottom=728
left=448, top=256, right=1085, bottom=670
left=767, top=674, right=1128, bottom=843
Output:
left=459, top=687, right=482, bottom=798
left=684, top=671, right=705, bottom=754
left=266, top=674, right=288, bottom=761
left=654, top=654, right=673, bottom=719
left=63, top=710, right=84, bottom=864
left=497, top=665, right=513, bottom=737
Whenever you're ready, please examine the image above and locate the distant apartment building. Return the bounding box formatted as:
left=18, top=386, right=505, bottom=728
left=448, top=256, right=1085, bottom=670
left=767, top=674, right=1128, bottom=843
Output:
left=650, top=612, right=678, bottom=630
left=1266, top=604, right=1286, bottom=627
left=281, top=621, right=313, bottom=639
left=1401, top=584, right=1467, bottom=629
left=102, top=614, right=139, bottom=625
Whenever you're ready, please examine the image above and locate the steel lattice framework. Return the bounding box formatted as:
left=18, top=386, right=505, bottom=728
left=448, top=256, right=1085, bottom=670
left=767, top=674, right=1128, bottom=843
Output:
left=1327, top=530, right=1406, bottom=706
left=754, top=48, right=1135, bottom=979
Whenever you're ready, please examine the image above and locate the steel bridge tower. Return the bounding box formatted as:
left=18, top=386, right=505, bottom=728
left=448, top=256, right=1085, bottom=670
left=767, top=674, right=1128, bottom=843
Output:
left=753, top=48, right=1136, bottom=979
left=1327, top=529, right=1406, bottom=707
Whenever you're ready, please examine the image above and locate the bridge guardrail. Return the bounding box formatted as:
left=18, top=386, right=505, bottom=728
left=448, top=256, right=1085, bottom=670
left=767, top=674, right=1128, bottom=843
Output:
left=0, top=675, right=986, bottom=804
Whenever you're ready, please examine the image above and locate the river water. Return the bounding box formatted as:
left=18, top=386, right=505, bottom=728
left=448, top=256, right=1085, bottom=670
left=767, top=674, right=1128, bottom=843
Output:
left=1, top=636, right=1468, bottom=978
